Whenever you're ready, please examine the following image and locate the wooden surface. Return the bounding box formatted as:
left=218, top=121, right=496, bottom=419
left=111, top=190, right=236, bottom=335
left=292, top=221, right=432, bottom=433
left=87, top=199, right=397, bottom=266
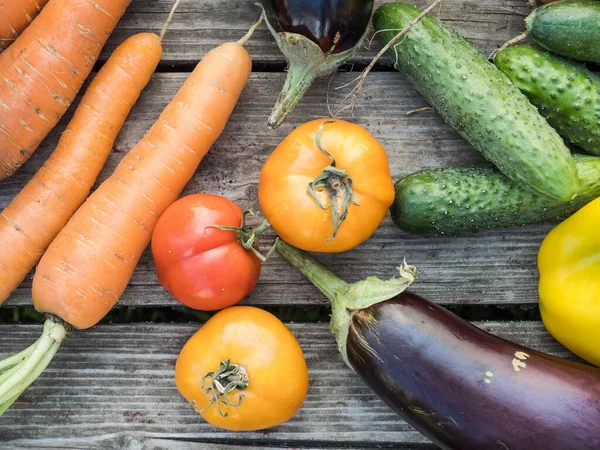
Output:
left=0, top=0, right=585, bottom=449
left=101, top=0, right=531, bottom=67
left=0, top=322, right=576, bottom=449
left=1, top=72, right=549, bottom=309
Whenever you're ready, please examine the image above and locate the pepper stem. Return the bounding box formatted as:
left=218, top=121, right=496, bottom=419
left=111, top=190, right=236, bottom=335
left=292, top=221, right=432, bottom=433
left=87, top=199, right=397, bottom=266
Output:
left=200, top=359, right=249, bottom=417
left=306, top=120, right=358, bottom=240
left=275, top=240, right=417, bottom=367
left=0, top=318, right=67, bottom=415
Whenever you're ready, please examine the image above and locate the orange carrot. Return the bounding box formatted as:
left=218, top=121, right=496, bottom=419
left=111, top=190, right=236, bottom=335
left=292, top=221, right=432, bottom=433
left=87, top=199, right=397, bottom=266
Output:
left=0, top=0, right=49, bottom=51
left=0, top=0, right=131, bottom=180
left=0, top=14, right=261, bottom=414
left=0, top=32, right=162, bottom=305
left=33, top=38, right=254, bottom=328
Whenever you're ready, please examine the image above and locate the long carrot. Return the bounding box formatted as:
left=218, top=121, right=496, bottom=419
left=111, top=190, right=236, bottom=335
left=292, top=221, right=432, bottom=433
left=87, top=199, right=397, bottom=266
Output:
left=0, top=0, right=131, bottom=180
left=0, top=0, right=49, bottom=51
left=0, top=15, right=261, bottom=414
left=0, top=1, right=182, bottom=306
left=0, top=32, right=163, bottom=305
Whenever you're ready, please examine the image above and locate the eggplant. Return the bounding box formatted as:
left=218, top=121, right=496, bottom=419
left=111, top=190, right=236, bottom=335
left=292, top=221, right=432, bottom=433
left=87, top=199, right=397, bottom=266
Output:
left=275, top=239, right=600, bottom=450
left=260, top=0, right=374, bottom=129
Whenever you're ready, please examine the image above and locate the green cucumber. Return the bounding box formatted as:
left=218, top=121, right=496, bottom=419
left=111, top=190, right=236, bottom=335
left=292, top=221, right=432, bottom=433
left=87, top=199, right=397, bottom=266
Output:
left=495, top=44, right=600, bottom=156
left=390, top=154, right=600, bottom=235
left=526, top=0, right=600, bottom=63
left=373, top=3, right=578, bottom=202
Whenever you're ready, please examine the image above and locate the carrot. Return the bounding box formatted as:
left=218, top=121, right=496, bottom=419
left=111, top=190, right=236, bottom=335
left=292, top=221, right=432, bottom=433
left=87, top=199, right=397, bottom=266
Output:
left=0, top=32, right=162, bottom=305
left=0, top=13, right=261, bottom=414
left=0, top=1, right=182, bottom=306
left=0, top=0, right=49, bottom=51
left=0, top=0, right=131, bottom=180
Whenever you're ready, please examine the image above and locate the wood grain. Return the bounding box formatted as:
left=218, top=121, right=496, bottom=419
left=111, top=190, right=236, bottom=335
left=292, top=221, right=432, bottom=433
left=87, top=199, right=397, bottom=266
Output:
left=0, top=72, right=554, bottom=309
left=0, top=321, right=576, bottom=449
left=101, top=0, right=531, bottom=67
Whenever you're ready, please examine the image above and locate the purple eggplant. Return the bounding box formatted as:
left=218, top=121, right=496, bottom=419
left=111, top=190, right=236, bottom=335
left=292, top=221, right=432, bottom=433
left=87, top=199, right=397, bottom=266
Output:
left=276, top=239, right=600, bottom=450
left=260, top=0, right=374, bottom=129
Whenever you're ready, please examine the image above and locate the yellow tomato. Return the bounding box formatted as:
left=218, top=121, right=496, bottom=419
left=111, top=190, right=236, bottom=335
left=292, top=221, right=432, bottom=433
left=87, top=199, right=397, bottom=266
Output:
left=175, top=306, right=309, bottom=430
left=538, top=196, right=600, bottom=366
left=259, top=119, right=395, bottom=253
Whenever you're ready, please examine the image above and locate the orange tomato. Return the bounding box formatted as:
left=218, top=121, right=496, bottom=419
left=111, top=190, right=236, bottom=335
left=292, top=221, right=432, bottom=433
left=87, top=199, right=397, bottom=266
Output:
left=259, top=119, right=394, bottom=253
left=175, top=306, right=309, bottom=431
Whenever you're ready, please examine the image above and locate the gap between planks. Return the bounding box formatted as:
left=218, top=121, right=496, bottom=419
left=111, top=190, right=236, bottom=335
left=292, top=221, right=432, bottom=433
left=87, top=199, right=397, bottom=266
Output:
left=0, top=321, right=577, bottom=449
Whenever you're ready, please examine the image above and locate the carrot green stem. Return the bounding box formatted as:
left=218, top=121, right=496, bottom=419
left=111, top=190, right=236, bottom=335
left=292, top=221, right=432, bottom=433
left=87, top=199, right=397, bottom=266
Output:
left=0, top=361, right=24, bottom=385
left=0, top=393, right=19, bottom=415
left=0, top=339, right=62, bottom=405
left=236, top=10, right=264, bottom=46
left=0, top=341, right=37, bottom=372
left=275, top=240, right=417, bottom=367
left=159, top=0, right=182, bottom=40
left=0, top=318, right=67, bottom=413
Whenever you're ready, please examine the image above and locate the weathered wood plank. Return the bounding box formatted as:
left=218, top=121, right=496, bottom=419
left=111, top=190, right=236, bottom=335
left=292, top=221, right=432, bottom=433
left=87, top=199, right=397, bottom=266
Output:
left=104, top=0, right=531, bottom=67
left=0, top=321, right=576, bottom=449
left=0, top=72, right=554, bottom=308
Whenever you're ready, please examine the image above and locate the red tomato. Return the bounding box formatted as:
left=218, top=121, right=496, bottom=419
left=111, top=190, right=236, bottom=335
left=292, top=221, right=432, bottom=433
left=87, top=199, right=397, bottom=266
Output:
left=151, top=194, right=261, bottom=310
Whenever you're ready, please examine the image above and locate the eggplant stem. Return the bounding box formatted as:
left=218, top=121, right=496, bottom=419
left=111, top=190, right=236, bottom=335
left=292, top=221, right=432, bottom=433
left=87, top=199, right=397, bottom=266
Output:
left=275, top=240, right=348, bottom=302
left=268, top=61, right=315, bottom=129
left=0, top=318, right=67, bottom=414
left=275, top=240, right=417, bottom=368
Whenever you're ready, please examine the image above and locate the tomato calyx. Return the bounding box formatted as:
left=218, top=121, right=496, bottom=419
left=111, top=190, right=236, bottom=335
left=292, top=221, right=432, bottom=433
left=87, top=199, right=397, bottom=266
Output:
left=199, top=358, right=250, bottom=417
left=306, top=120, right=359, bottom=240
left=208, top=211, right=277, bottom=262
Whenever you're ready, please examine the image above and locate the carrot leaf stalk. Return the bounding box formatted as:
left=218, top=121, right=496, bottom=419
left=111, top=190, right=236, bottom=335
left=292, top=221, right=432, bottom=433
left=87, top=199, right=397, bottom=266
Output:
left=0, top=319, right=66, bottom=415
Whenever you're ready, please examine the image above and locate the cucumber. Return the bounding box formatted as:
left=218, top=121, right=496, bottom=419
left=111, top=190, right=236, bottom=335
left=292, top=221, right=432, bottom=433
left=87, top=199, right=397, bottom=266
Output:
left=495, top=44, right=600, bottom=156
left=373, top=3, right=578, bottom=202
left=390, top=154, right=600, bottom=235
left=526, top=0, right=600, bottom=63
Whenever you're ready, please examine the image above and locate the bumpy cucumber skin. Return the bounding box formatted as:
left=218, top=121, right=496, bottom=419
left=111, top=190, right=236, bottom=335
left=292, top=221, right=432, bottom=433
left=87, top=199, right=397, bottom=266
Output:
left=373, top=3, right=578, bottom=202
left=391, top=155, right=600, bottom=235
left=496, top=44, right=600, bottom=156
left=526, top=0, right=600, bottom=63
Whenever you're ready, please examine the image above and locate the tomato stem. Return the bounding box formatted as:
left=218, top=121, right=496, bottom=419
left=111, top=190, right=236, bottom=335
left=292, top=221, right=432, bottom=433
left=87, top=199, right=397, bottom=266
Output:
left=207, top=211, right=275, bottom=262
left=200, top=359, right=249, bottom=417
left=307, top=120, right=359, bottom=241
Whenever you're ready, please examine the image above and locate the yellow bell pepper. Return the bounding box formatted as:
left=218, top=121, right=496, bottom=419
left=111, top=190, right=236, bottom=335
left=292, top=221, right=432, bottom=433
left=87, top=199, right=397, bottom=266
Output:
left=538, top=196, right=600, bottom=367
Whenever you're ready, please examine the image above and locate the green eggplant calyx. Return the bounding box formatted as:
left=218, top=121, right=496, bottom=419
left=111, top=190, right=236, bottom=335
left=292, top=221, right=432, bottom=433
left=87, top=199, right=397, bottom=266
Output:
left=275, top=239, right=417, bottom=368
left=199, top=358, right=249, bottom=418
left=262, top=9, right=367, bottom=129
left=330, top=261, right=417, bottom=367
left=307, top=120, right=359, bottom=241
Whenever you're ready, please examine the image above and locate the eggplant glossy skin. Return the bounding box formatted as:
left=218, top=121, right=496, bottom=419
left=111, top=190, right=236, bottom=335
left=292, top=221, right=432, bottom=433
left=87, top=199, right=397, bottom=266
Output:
left=261, top=0, right=374, bottom=53
left=348, top=293, right=600, bottom=450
